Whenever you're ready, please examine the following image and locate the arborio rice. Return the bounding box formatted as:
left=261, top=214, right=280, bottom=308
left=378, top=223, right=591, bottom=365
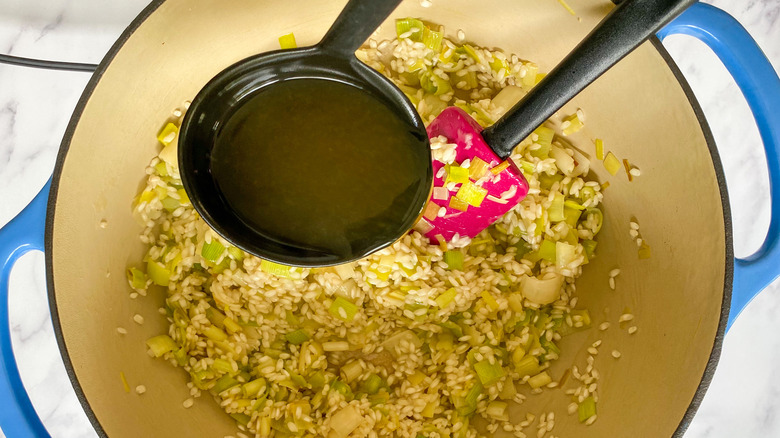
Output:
left=128, top=19, right=605, bottom=438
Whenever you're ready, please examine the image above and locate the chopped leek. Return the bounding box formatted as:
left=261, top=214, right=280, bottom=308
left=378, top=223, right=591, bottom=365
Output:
left=212, top=358, right=233, bottom=374
left=420, top=70, right=452, bottom=96
left=328, top=405, right=363, bottom=438
left=147, top=260, right=170, bottom=286
left=582, top=240, right=598, bottom=259
left=530, top=126, right=554, bottom=158
left=562, top=113, right=584, bottom=135
left=448, top=165, right=470, bottom=183
left=161, top=196, right=180, bottom=212
left=489, top=56, right=509, bottom=73
left=409, top=371, right=426, bottom=386
left=491, top=160, right=511, bottom=175
left=585, top=208, right=604, bottom=233
left=528, top=371, right=552, bottom=389
left=492, top=85, right=526, bottom=115
left=443, top=250, right=464, bottom=270
left=227, top=246, right=244, bottom=261
left=230, top=413, right=251, bottom=427
left=507, top=293, right=524, bottom=312
left=519, top=273, right=564, bottom=305
left=564, top=206, right=583, bottom=227
left=538, top=240, right=557, bottom=262
left=395, top=18, right=424, bottom=41
left=340, top=360, right=362, bottom=383
left=480, top=290, right=499, bottom=312
left=456, top=181, right=488, bottom=207
left=126, top=267, right=147, bottom=289
left=498, top=378, right=517, bottom=400
left=329, top=297, right=358, bottom=322
left=278, top=32, right=297, bottom=49
left=361, top=374, right=385, bottom=394
left=578, top=396, right=597, bottom=422
left=203, top=325, right=228, bottom=342
left=146, top=335, right=177, bottom=357
left=260, top=259, right=295, bottom=278
left=157, top=123, right=178, bottom=146
left=201, top=240, right=225, bottom=263
left=474, top=359, right=505, bottom=386
left=242, top=378, right=266, bottom=397
left=449, top=196, right=469, bottom=212
left=555, top=241, right=577, bottom=268
left=604, top=151, right=621, bottom=175
left=462, top=44, right=480, bottom=61
left=435, top=287, right=458, bottom=308
left=285, top=329, right=310, bottom=345
left=595, top=138, right=604, bottom=160
left=521, top=63, right=538, bottom=89
left=486, top=401, right=509, bottom=421
left=421, top=401, right=437, bottom=418
left=212, top=375, right=239, bottom=394
left=422, top=27, right=443, bottom=51
left=549, top=192, right=565, bottom=222
left=468, top=157, right=490, bottom=180
left=551, top=145, right=575, bottom=175
left=330, top=380, right=354, bottom=400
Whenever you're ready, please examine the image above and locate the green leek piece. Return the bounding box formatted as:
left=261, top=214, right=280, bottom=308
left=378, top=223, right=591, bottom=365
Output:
left=146, top=335, right=177, bottom=358
left=422, top=27, right=443, bottom=51
left=227, top=246, right=244, bottom=261
left=540, top=337, right=560, bottom=355
left=421, top=401, right=437, bottom=418
left=439, top=321, right=463, bottom=338
left=308, top=371, right=326, bottom=390
left=329, top=296, right=358, bottom=322
left=205, top=307, right=226, bottom=329
left=585, top=208, right=604, bottom=233
left=212, top=358, right=233, bottom=374
left=527, top=371, right=552, bottom=389
left=285, top=329, right=310, bottom=345
left=459, top=380, right=483, bottom=416
left=369, top=392, right=388, bottom=407
left=514, top=355, right=541, bottom=377
left=329, top=405, right=363, bottom=438
left=486, top=400, right=509, bottom=421
left=480, top=291, right=499, bottom=312
left=242, top=378, right=266, bottom=397
left=443, top=250, right=464, bottom=270
left=578, top=396, right=597, bottom=423
left=340, top=360, right=362, bottom=383
left=538, top=240, right=557, bottom=262
left=521, top=63, right=539, bottom=89
left=223, top=317, right=241, bottom=334
left=260, top=259, right=296, bottom=278
left=126, top=267, right=147, bottom=289
left=474, top=359, right=505, bottom=386
left=603, top=151, right=621, bottom=175
left=154, top=161, right=168, bottom=177
left=461, top=44, right=480, bottom=62
left=212, top=375, right=239, bottom=394
left=562, top=113, right=584, bottom=135
left=395, top=18, right=424, bottom=41
left=290, top=373, right=308, bottom=388
left=507, top=293, right=524, bottom=312
left=230, top=413, right=251, bottom=427
left=595, top=139, right=604, bottom=160
left=555, top=241, right=577, bottom=268
left=538, top=173, right=563, bottom=191
left=448, top=165, right=469, bottom=184
left=582, top=240, right=598, bottom=259
left=498, top=378, right=517, bottom=400
left=408, top=371, right=426, bottom=386
left=330, top=379, right=354, bottom=400
left=489, top=56, right=509, bottom=73
left=203, top=325, right=228, bottom=342
left=531, top=126, right=554, bottom=159
left=201, top=240, right=225, bottom=263
left=564, top=206, right=583, bottom=227
left=549, top=192, right=565, bottom=222
left=420, top=70, right=452, bottom=96
left=157, top=123, right=178, bottom=146
left=361, top=374, right=385, bottom=395
left=456, top=181, right=488, bottom=207
left=516, top=160, right=534, bottom=176
left=278, top=32, right=297, bottom=49
left=580, top=186, right=597, bottom=202
left=161, top=196, right=180, bottom=212
left=146, top=259, right=170, bottom=286
left=173, top=347, right=188, bottom=366
left=435, top=287, right=458, bottom=308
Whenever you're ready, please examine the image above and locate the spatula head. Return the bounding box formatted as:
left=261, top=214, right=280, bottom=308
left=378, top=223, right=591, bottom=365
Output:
left=418, top=107, right=529, bottom=243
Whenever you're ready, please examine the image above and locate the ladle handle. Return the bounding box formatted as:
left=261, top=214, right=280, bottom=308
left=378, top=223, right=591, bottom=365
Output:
left=318, top=0, right=403, bottom=58
left=482, top=0, right=695, bottom=158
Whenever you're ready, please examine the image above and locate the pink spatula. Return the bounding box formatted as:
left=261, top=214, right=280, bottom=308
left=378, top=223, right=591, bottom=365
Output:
left=414, top=0, right=693, bottom=243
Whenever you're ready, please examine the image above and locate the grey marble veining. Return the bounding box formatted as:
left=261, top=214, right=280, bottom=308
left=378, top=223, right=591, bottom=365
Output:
left=0, top=0, right=779, bottom=437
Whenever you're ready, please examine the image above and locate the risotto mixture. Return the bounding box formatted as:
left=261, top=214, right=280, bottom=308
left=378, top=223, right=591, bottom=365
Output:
left=128, top=19, right=605, bottom=438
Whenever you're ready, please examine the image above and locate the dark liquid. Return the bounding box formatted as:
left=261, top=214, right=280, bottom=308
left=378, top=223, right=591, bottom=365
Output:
left=210, top=79, right=430, bottom=260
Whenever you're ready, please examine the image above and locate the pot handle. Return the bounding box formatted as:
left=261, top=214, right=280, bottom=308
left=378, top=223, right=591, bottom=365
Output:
left=658, top=3, right=780, bottom=331
left=0, top=180, right=51, bottom=438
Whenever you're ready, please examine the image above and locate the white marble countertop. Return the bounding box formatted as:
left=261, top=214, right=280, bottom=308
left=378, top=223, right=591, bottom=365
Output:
left=1, top=0, right=779, bottom=437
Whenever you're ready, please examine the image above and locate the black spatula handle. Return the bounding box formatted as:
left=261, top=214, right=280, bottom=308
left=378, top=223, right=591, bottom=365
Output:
left=482, top=0, right=695, bottom=158
left=319, top=0, right=404, bottom=58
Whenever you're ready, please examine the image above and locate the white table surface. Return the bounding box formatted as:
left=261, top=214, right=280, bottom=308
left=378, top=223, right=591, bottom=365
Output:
left=1, top=0, right=779, bottom=436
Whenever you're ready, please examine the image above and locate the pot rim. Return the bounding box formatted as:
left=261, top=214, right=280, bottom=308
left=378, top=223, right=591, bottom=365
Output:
left=43, top=1, right=733, bottom=437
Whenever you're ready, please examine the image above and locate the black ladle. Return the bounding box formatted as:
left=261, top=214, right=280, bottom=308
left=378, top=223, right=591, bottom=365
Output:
left=179, top=0, right=693, bottom=267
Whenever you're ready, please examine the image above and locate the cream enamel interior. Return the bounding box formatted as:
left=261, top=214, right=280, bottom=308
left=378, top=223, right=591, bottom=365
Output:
left=49, top=0, right=726, bottom=436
